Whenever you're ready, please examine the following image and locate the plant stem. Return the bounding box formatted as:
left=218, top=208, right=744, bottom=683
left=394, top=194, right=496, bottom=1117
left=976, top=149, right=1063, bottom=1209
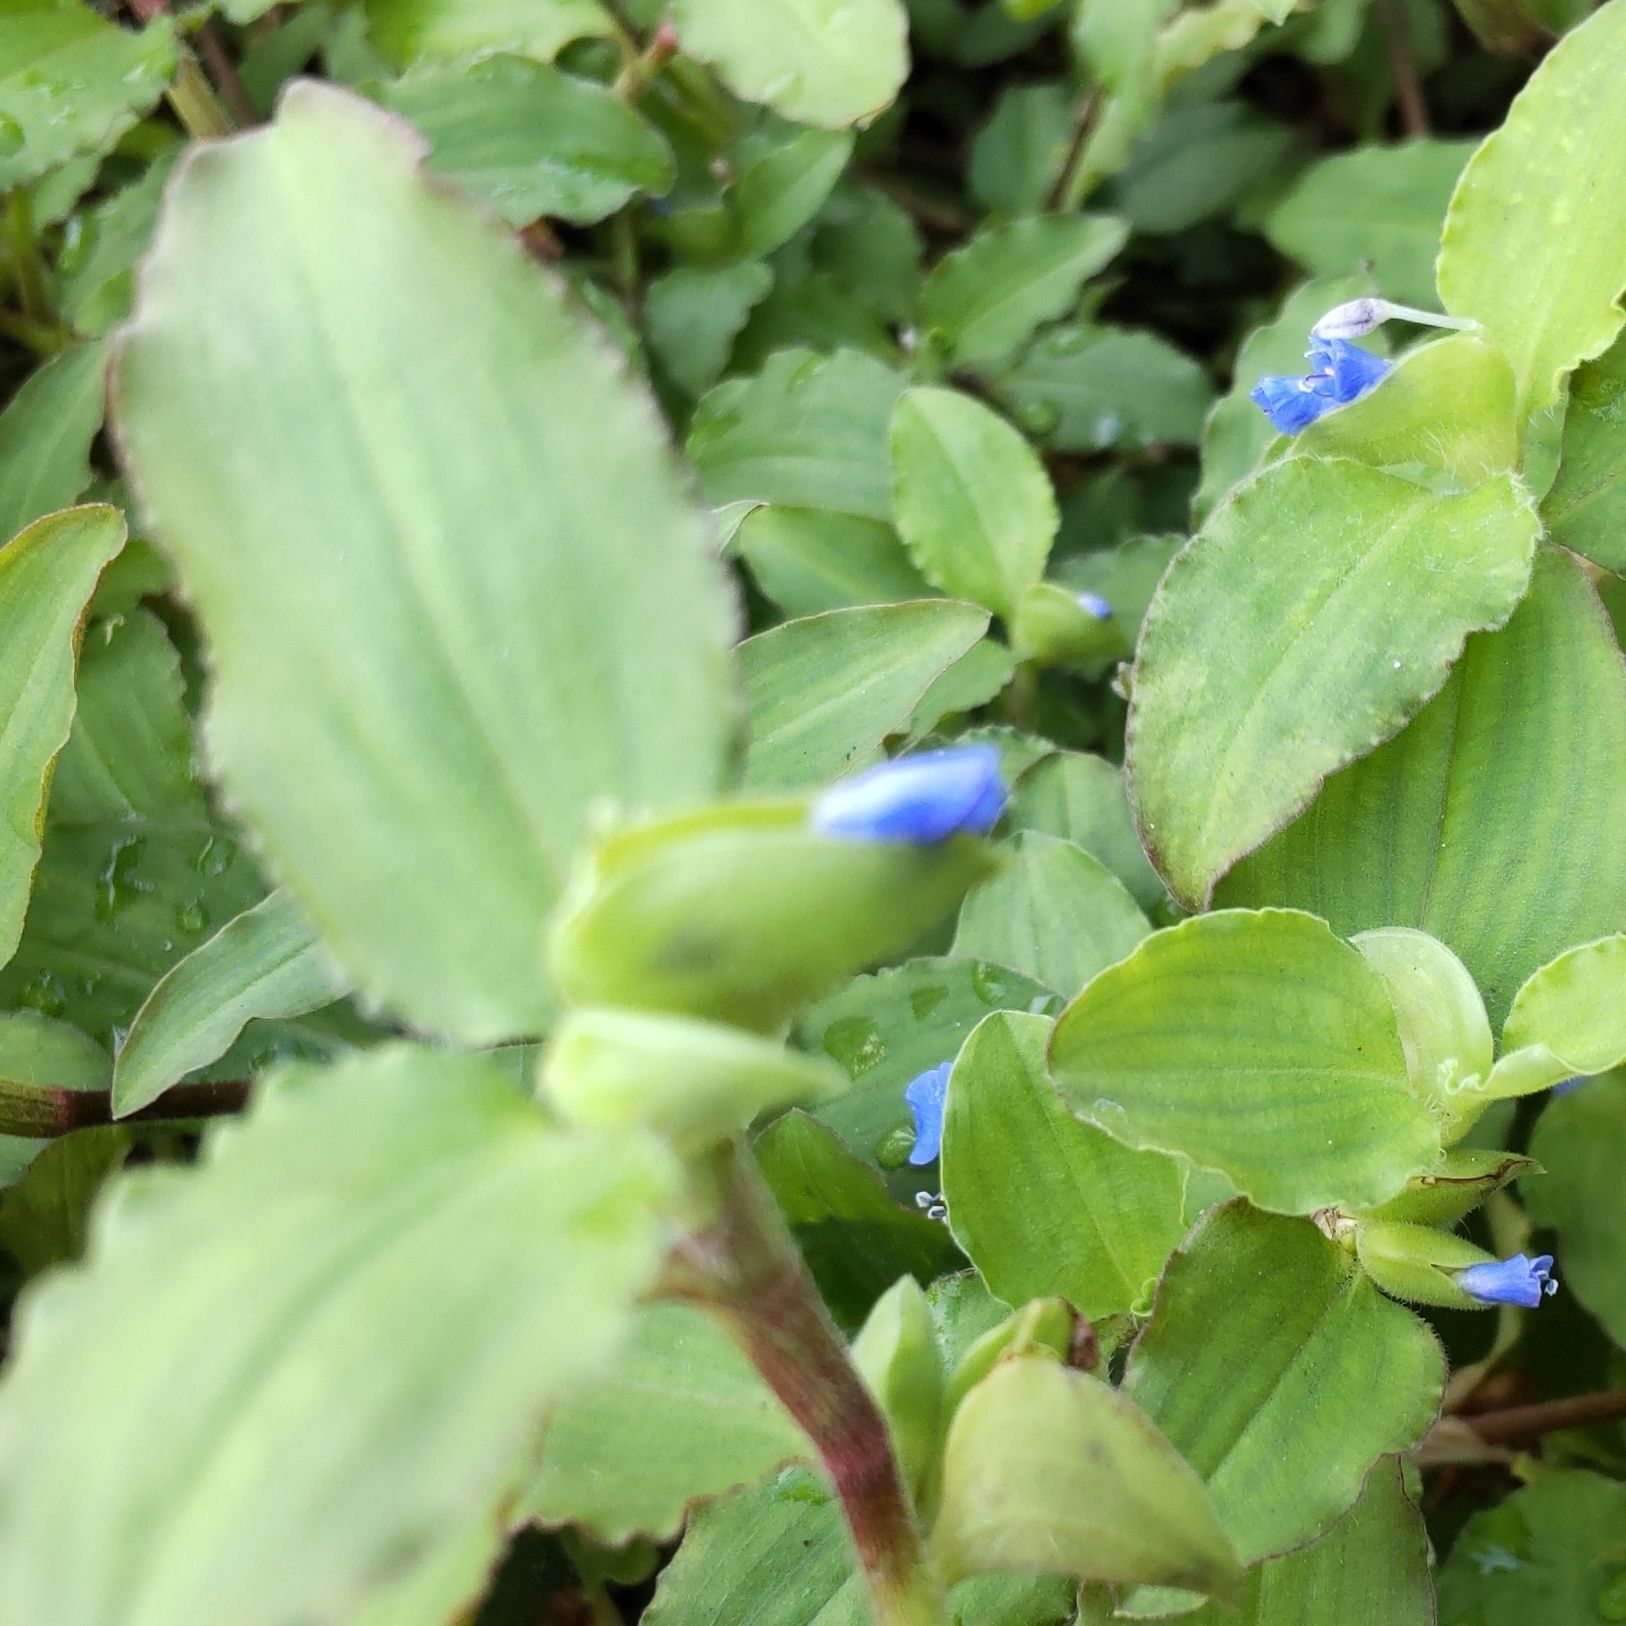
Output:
left=1462, top=1386, right=1626, bottom=1445
left=1380, top=0, right=1430, bottom=137
left=5, top=192, right=50, bottom=324
left=127, top=0, right=236, bottom=138
left=667, top=1142, right=948, bottom=1626
left=195, top=18, right=259, bottom=127
left=1051, top=89, right=1104, bottom=213
left=0, top=1077, right=250, bottom=1137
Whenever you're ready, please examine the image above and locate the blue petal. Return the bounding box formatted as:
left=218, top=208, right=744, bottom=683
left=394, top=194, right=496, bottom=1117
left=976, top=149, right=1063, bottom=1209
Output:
left=1552, top=1074, right=1588, bottom=1096
left=1307, top=336, right=1392, bottom=402
left=1458, top=1253, right=1558, bottom=1309
left=1249, top=373, right=1337, bottom=434
left=1077, top=591, right=1114, bottom=621
left=811, top=745, right=1006, bottom=844
left=904, top=1062, right=952, bottom=1165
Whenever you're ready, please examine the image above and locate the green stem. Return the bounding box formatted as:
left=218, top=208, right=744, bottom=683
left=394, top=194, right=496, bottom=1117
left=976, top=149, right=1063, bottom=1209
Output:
left=0, top=1077, right=250, bottom=1137
left=5, top=192, right=51, bottom=324
left=668, top=1143, right=948, bottom=1626
left=167, top=49, right=236, bottom=140
left=0, top=306, right=65, bottom=357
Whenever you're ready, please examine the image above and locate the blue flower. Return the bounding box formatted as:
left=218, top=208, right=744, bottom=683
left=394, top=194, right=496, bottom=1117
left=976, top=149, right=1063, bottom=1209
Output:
left=1457, top=1253, right=1558, bottom=1309
left=1552, top=1075, right=1587, bottom=1096
left=1249, top=336, right=1392, bottom=434
left=1077, top=591, right=1114, bottom=621
left=811, top=745, right=1006, bottom=844
left=904, top=1062, right=951, bottom=1165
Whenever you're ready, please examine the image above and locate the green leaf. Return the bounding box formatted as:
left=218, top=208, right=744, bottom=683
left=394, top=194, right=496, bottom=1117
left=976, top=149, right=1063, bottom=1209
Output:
left=1292, top=333, right=1519, bottom=485
left=372, top=57, right=675, bottom=226
left=1485, top=935, right=1626, bottom=1100
left=648, top=1463, right=1082, bottom=1626
left=1437, top=0, right=1626, bottom=416
left=0, top=1, right=175, bottom=191
left=1527, top=1072, right=1626, bottom=1349
left=0, top=1046, right=679, bottom=1626
left=669, top=0, right=909, bottom=129
left=646, top=262, right=774, bottom=399
left=1218, top=548, right=1626, bottom=1026
left=952, top=833, right=1151, bottom=998
left=1355, top=1145, right=1533, bottom=1227
left=798, top=956, right=1056, bottom=1164
left=889, top=387, right=1057, bottom=620
left=111, top=891, right=354, bottom=1118
left=343, top=1501, right=511, bottom=1626
left=1049, top=910, right=1439, bottom=1215
left=1543, top=329, right=1626, bottom=573
left=992, top=324, right=1212, bottom=452
left=736, top=507, right=933, bottom=619
left=850, top=1276, right=943, bottom=1501
left=57, top=155, right=173, bottom=337
left=524, top=1302, right=806, bottom=1543
left=688, top=348, right=905, bottom=523
left=1265, top=140, right=1473, bottom=308
left=755, top=1109, right=962, bottom=1334
left=1005, top=751, right=1165, bottom=911
left=970, top=83, right=1072, bottom=215
left=941, top=1011, right=1186, bottom=1319
left=0, top=1119, right=127, bottom=1269
left=741, top=601, right=989, bottom=790
left=550, top=801, right=994, bottom=1035
left=540, top=1007, right=843, bottom=1153
left=1124, top=1461, right=1433, bottom=1626
left=0, top=1011, right=108, bottom=1188
left=734, top=125, right=854, bottom=257
left=1128, top=460, right=1539, bottom=908
left=0, top=342, right=107, bottom=539
left=363, top=0, right=611, bottom=65
left=921, top=216, right=1129, bottom=369
left=114, top=83, right=736, bottom=1044
left=1193, top=273, right=1375, bottom=522
left=0, top=506, right=124, bottom=967
left=1437, top=1470, right=1626, bottom=1626
left=1121, top=1204, right=1444, bottom=1564
left=932, top=1356, right=1241, bottom=1595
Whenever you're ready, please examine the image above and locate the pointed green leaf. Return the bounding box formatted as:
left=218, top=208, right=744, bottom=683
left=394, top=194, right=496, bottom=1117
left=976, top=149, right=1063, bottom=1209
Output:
left=755, top=1109, right=962, bottom=1335
left=1543, top=329, right=1626, bottom=573
left=524, top=1303, right=807, bottom=1544
left=114, top=84, right=736, bottom=1044
left=735, top=507, right=931, bottom=618
left=1005, top=751, right=1165, bottom=911
left=1292, top=333, right=1519, bottom=485
left=942, top=1011, right=1186, bottom=1319
left=363, top=0, right=611, bottom=65
left=798, top=956, right=1055, bottom=1162
left=850, top=1276, right=943, bottom=1501
left=1218, top=548, right=1626, bottom=1025
left=1264, top=140, right=1473, bottom=308
left=688, top=348, right=905, bottom=523
left=1526, top=1071, right=1626, bottom=1348
left=952, top=833, right=1151, bottom=998
left=112, top=890, right=352, bottom=1117
left=372, top=57, right=675, bottom=225
left=1437, top=0, right=1626, bottom=416
left=734, top=126, right=854, bottom=257
left=0, top=342, right=108, bottom=539
left=742, top=601, right=989, bottom=790
left=646, top=263, right=775, bottom=399
left=669, top=0, right=909, bottom=129
left=933, top=1356, right=1240, bottom=1595
left=1129, top=459, right=1538, bottom=908
left=1049, top=910, right=1439, bottom=1215
left=0, top=1046, right=679, bottom=1626
left=921, top=216, right=1129, bottom=368
left=0, top=505, right=124, bottom=967
left=1122, top=1204, right=1444, bottom=1564
left=889, top=387, right=1057, bottom=619
left=1485, top=935, right=1626, bottom=1100
left=0, top=1, right=175, bottom=190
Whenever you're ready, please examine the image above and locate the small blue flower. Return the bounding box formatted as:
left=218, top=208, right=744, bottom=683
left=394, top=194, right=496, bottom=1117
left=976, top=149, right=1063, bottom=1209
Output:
left=811, top=746, right=1006, bottom=844
left=1077, top=591, right=1114, bottom=621
left=1552, top=1075, right=1587, bottom=1096
left=1249, top=336, right=1392, bottom=435
left=1457, top=1253, right=1558, bottom=1309
left=904, top=1062, right=951, bottom=1165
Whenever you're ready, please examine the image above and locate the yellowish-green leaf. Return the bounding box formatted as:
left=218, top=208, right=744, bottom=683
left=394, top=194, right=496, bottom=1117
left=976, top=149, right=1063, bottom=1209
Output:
left=1437, top=0, right=1626, bottom=415
left=1484, top=935, right=1626, bottom=1100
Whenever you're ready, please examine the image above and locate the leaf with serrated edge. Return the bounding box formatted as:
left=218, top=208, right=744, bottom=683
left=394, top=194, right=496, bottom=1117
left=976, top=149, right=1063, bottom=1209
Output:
left=114, top=84, right=736, bottom=1044
left=1049, top=910, right=1438, bottom=1215
left=1437, top=0, right=1626, bottom=417
left=0, top=1045, right=678, bottom=1626
left=1128, top=459, right=1538, bottom=908
left=1122, top=1203, right=1444, bottom=1565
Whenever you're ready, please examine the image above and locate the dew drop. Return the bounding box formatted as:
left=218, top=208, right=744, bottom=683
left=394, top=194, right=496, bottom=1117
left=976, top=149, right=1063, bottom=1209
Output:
left=95, top=834, right=147, bottom=923
left=821, top=1015, right=886, bottom=1076
left=194, top=833, right=236, bottom=877
left=874, top=1124, right=915, bottom=1170
left=0, top=115, right=25, bottom=159
left=176, top=898, right=209, bottom=934
left=18, top=970, right=67, bottom=1018
left=1015, top=397, right=1060, bottom=436
left=908, top=983, right=948, bottom=1021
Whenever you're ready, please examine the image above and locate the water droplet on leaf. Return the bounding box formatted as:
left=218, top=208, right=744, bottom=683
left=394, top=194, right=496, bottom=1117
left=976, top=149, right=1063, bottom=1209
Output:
left=821, top=1015, right=885, bottom=1076
left=0, top=116, right=25, bottom=158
